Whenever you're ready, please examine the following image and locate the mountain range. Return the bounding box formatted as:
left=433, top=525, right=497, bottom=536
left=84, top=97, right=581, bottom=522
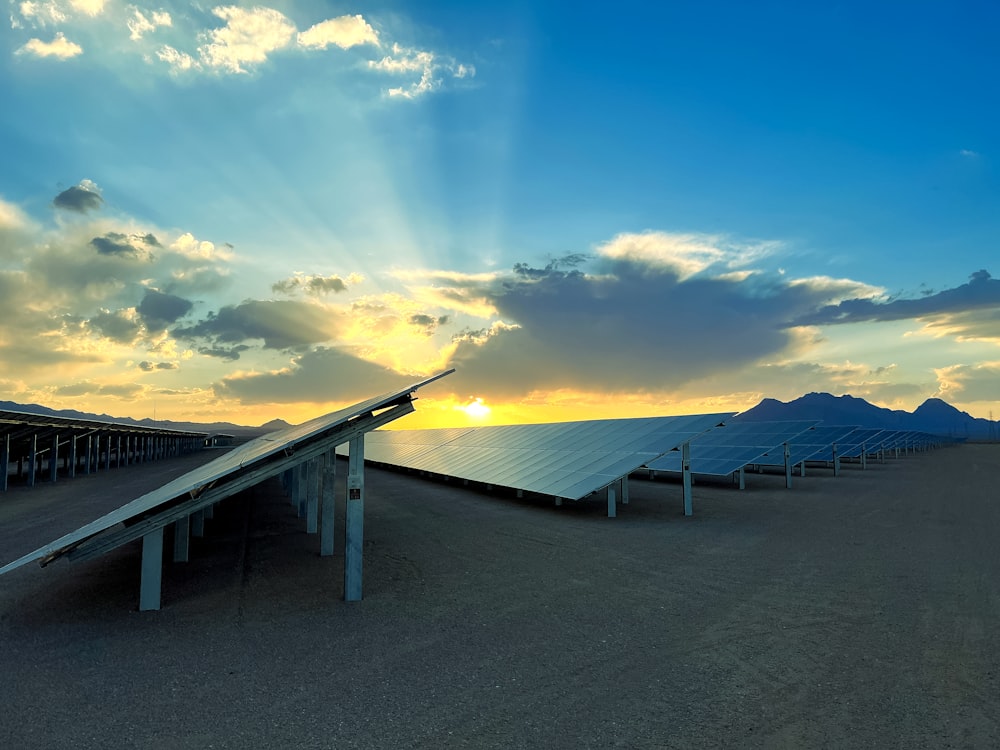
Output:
left=0, top=400, right=289, bottom=438
left=735, top=393, right=997, bottom=439
left=2, top=393, right=996, bottom=439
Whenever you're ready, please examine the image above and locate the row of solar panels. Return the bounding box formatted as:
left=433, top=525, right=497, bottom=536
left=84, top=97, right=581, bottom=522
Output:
left=342, top=418, right=952, bottom=503
left=646, top=422, right=947, bottom=477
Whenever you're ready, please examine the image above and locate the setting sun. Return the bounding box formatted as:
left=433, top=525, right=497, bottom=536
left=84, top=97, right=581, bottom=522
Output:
left=461, top=397, right=491, bottom=420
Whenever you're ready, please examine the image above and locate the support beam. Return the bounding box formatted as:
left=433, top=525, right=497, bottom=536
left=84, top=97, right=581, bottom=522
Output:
left=191, top=509, right=205, bottom=537
left=621, top=477, right=629, bottom=505
left=607, top=483, right=617, bottom=518
left=26, top=433, right=37, bottom=488
left=320, top=450, right=336, bottom=556
left=784, top=443, right=793, bottom=489
left=50, top=433, right=59, bottom=483
left=139, top=527, right=164, bottom=611
left=738, top=465, right=745, bottom=490
left=173, top=516, right=190, bottom=562
left=1, top=433, right=9, bottom=492
left=833, top=443, right=841, bottom=477
left=345, top=435, right=365, bottom=601
left=682, top=441, right=693, bottom=516
left=306, top=458, right=319, bottom=534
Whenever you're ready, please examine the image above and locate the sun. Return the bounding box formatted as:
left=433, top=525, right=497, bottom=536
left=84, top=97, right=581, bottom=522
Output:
left=461, top=397, right=491, bottom=420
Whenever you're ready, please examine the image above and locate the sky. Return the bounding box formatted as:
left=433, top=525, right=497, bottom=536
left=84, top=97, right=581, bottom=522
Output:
left=1, top=0, right=999, bottom=429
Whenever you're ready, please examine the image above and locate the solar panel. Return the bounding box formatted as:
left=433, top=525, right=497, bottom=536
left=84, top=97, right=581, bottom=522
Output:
left=644, top=420, right=817, bottom=477
left=756, top=424, right=860, bottom=468
left=348, top=413, right=734, bottom=507
left=0, top=370, right=454, bottom=609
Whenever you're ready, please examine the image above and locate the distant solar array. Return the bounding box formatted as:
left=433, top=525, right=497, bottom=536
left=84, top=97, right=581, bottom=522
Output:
left=644, top=420, right=817, bottom=480
left=1, top=410, right=207, bottom=492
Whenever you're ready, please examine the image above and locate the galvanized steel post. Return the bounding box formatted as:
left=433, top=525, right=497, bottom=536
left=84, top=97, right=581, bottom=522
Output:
left=139, top=527, right=164, bottom=611
left=682, top=441, right=693, bottom=516
left=321, top=449, right=336, bottom=556
left=345, top=435, right=365, bottom=601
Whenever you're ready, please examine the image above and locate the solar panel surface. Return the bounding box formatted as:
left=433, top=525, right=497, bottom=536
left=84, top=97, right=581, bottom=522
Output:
left=353, top=413, right=734, bottom=500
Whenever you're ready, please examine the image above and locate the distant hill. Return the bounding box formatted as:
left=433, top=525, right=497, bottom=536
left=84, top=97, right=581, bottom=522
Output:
left=735, top=393, right=996, bottom=439
left=0, top=400, right=291, bottom=438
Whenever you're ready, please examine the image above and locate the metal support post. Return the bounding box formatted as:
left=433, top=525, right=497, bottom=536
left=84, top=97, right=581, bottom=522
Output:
left=50, top=433, right=59, bottom=483
left=139, top=527, right=164, bottom=611
left=306, top=458, right=319, bottom=534
left=28, top=434, right=37, bottom=488
left=296, top=463, right=307, bottom=518
left=738, top=465, right=745, bottom=490
left=784, top=443, right=793, bottom=489
left=833, top=443, right=840, bottom=477
left=621, top=477, right=629, bottom=505
left=173, top=516, right=190, bottom=562
left=1, top=433, right=9, bottom=492
left=607, top=483, right=617, bottom=518
left=191, top=509, right=205, bottom=537
left=321, top=449, right=336, bottom=556
left=345, top=435, right=365, bottom=601
left=682, top=441, right=693, bottom=516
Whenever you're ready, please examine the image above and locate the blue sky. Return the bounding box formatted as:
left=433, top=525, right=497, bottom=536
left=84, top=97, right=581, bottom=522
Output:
left=1, top=0, right=998, bottom=426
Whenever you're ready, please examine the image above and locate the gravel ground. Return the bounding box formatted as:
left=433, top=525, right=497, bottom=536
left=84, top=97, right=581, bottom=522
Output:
left=1, top=443, right=998, bottom=749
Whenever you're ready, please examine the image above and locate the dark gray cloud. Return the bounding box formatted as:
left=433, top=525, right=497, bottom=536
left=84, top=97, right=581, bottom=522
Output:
left=442, top=262, right=1000, bottom=400
left=137, top=289, right=194, bottom=331
left=90, top=231, right=160, bottom=258
left=90, top=309, right=142, bottom=343
left=197, top=344, right=252, bottom=361
left=449, top=262, right=804, bottom=397
left=794, top=270, right=999, bottom=326
left=53, top=183, right=104, bottom=213
left=174, top=299, right=337, bottom=351
left=138, top=360, right=178, bottom=371
left=409, top=313, right=450, bottom=333
left=272, top=274, right=350, bottom=296
left=214, top=346, right=414, bottom=404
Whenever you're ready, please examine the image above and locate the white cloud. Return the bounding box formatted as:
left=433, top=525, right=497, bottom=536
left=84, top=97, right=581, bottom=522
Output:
left=595, top=231, right=780, bottom=280
left=297, top=14, right=379, bottom=50
left=68, top=0, right=105, bottom=16
left=197, top=6, right=297, bottom=74
left=128, top=7, right=172, bottom=41
left=157, top=45, right=199, bottom=73
left=369, top=42, right=475, bottom=99
left=16, top=32, right=83, bottom=59
left=786, top=275, right=884, bottom=305
left=16, top=1, right=67, bottom=26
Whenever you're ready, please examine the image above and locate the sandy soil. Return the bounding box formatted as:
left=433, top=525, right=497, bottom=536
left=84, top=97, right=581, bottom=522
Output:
left=1, top=443, right=998, bottom=749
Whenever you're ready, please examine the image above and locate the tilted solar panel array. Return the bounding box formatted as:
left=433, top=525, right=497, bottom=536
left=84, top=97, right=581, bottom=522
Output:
left=645, top=420, right=818, bottom=476
left=349, top=413, right=733, bottom=501
left=0, top=372, right=453, bottom=576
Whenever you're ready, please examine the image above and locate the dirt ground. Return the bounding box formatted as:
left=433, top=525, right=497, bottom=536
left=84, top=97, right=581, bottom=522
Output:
left=1, top=443, right=998, bottom=749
